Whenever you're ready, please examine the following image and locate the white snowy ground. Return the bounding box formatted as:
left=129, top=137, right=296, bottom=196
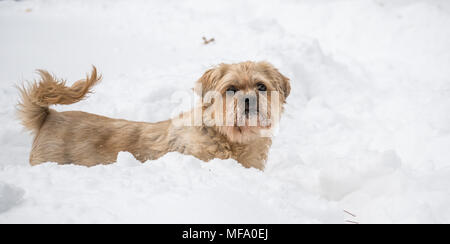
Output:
left=0, top=0, right=450, bottom=224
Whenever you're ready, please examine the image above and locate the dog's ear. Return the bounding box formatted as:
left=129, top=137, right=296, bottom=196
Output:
left=279, top=73, right=291, bottom=99
left=257, top=61, right=291, bottom=100
left=195, top=64, right=229, bottom=96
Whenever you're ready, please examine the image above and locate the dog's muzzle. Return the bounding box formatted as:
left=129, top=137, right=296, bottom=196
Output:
left=244, top=96, right=257, bottom=116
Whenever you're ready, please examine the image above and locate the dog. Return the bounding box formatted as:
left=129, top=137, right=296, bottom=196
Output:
left=17, top=61, right=290, bottom=170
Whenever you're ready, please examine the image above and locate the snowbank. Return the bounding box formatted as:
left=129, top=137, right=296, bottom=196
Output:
left=0, top=182, right=24, bottom=214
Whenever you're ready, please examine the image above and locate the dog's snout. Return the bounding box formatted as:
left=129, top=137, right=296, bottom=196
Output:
left=243, top=96, right=258, bottom=116
left=245, top=98, right=250, bottom=115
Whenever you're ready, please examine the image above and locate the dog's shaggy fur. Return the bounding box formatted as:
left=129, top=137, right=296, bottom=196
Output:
left=17, top=61, right=290, bottom=170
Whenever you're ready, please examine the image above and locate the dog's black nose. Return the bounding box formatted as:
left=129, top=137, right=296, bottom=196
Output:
left=245, top=98, right=250, bottom=115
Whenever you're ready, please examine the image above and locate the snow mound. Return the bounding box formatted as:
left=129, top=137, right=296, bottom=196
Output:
left=0, top=152, right=341, bottom=223
left=0, top=182, right=25, bottom=214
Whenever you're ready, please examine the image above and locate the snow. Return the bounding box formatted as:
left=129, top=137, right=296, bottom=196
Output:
left=0, top=182, right=24, bottom=214
left=0, top=0, right=450, bottom=223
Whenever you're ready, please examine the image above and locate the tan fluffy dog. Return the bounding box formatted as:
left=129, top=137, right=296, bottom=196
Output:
left=17, top=61, right=290, bottom=170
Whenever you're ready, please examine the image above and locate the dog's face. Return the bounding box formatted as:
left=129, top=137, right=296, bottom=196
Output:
left=196, top=61, right=290, bottom=143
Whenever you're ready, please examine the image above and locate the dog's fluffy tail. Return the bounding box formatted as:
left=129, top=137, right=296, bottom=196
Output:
left=17, top=66, right=102, bottom=134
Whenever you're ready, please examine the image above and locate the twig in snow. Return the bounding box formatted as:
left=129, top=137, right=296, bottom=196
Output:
left=343, top=209, right=357, bottom=218
left=345, top=220, right=360, bottom=224
left=202, top=36, right=215, bottom=45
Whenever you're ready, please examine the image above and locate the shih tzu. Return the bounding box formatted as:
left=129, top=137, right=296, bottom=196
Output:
left=17, top=61, right=290, bottom=170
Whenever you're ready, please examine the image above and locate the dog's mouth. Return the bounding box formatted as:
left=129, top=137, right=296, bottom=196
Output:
left=214, top=95, right=274, bottom=142
left=235, top=109, right=271, bottom=130
left=234, top=122, right=270, bottom=133
left=232, top=126, right=253, bottom=137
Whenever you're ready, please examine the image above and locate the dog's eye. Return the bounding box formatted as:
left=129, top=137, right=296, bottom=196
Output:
left=226, top=86, right=238, bottom=93
left=256, top=83, right=267, bottom=92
